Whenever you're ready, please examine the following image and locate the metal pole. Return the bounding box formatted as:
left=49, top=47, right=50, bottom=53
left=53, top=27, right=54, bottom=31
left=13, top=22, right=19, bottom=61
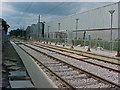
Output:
left=58, top=23, right=61, bottom=43
left=65, top=30, right=67, bottom=45
left=83, top=31, right=86, bottom=48
left=48, top=26, right=50, bottom=38
left=111, top=14, right=113, bottom=52
left=38, top=15, right=40, bottom=40
left=58, top=23, right=61, bottom=31
left=109, top=10, right=115, bottom=52
left=75, top=19, right=79, bottom=40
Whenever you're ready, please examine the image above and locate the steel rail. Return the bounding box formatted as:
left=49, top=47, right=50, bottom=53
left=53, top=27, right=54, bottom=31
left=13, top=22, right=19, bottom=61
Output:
left=34, top=42, right=120, bottom=66
left=48, top=43, right=120, bottom=60
left=17, top=44, right=75, bottom=89
left=19, top=43, right=120, bottom=88
left=53, top=43, right=120, bottom=61
left=25, top=43, right=120, bottom=73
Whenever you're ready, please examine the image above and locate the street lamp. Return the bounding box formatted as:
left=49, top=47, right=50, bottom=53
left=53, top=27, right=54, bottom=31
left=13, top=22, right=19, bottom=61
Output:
left=48, top=26, right=50, bottom=38
left=58, top=23, right=61, bottom=31
left=58, top=23, right=61, bottom=43
left=75, top=18, right=79, bottom=40
left=109, top=10, right=115, bottom=52
left=42, top=21, right=46, bottom=38
left=38, top=15, right=41, bottom=39
left=65, top=30, right=68, bottom=45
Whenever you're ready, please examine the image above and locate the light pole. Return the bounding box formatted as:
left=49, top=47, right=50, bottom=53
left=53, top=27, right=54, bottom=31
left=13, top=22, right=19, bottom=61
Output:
left=48, top=26, right=50, bottom=38
left=38, top=15, right=41, bottom=39
left=65, top=30, right=67, bottom=45
left=58, top=23, right=61, bottom=43
left=58, top=23, right=61, bottom=31
left=42, top=21, right=46, bottom=38
left=109, top=10, right=115, bottom=52
left=75, top=18, right=79, bottom=40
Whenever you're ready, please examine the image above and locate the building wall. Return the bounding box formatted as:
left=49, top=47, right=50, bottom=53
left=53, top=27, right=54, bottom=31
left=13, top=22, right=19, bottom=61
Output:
left=118, top=2, right=120, bottom=39
left=73, top=29, right=118, bottom=41
left=0, top=18, right=9, bottom=43
left=44, top=2, right=119, bottom=43
left=118, top=2, right=120, bottom=50
left=26, top=22, right=44, bottom=40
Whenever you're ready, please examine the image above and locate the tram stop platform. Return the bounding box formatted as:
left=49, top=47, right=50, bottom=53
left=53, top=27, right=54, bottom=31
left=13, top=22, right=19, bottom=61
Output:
left=11, top=41, right=58, bottom=88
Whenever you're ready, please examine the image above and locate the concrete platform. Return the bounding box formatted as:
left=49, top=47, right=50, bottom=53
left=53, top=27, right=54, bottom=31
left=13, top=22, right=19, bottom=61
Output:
left=11, top=41, right=57, bottom=88
left=2, top=41, right=29, bottom=88
left=9, top=80, right=34, bottom=88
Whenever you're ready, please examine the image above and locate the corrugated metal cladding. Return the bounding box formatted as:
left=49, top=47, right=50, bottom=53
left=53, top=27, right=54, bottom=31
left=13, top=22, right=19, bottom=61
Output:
left=118, top=2, right=120, bottom=39
left=44, top=2, right=119, bottom=41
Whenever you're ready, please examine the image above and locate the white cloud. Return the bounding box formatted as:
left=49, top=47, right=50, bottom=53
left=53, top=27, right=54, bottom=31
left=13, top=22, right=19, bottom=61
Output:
left=0, top=2, right=2, bottom=17
left=1, top=1, right=118, bottom=30
left=1, top=2, right=38, bottom=29
left=1, top=3, right=17, bottom=17
left=10, top=13, right=39, bottom=29
left=1, top=0, right=119, bottom=2
left=80, top=8, right=88, bottom=12
left=42, top=14, right=61, bottom=22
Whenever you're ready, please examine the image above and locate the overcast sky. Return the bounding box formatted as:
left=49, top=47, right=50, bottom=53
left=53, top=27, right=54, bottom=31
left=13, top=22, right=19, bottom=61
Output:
left=0, top=0, right=118, bottom=32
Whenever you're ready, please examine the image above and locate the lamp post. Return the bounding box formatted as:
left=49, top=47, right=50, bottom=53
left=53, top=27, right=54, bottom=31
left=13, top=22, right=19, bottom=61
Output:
left=48, top=26, right=50, bottom=38
left=65, top=30, right=67, bottom=45
left=38, top=15, right=41, bottom=39
left=42, top=21, right=46, bottom=38
left=109, top=10, right=115, bottom=52
left=58, top=23, right=61, bottom=43
left=75, top=18, right=79, bottom=40
left=58, top=23, right=61, bottom=31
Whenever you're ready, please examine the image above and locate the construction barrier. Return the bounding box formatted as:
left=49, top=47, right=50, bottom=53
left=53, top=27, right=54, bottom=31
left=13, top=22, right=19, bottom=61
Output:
left=87, top=47, right=91, bottom=52
left=70, top=45, right=74, bottom=49
left=115, top=51, right=120, bottom=57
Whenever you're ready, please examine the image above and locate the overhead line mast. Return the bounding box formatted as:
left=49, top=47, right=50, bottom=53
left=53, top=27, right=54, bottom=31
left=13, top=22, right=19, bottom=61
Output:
left=38, top=15, right=41, bottom=39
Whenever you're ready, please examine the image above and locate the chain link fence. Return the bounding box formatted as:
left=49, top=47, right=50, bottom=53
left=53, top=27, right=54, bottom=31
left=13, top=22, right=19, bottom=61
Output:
left=73, top=39, right=120, bottom=51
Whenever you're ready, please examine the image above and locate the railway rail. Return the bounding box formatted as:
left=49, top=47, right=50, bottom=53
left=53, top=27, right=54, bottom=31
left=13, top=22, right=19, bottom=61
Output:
left=33, top=42, right=120, bottom=65
left=25, top=43, right=120, bottom=73
left=15, top=41, right=120, bottom=88
left=21, top=42, right=120, bottom=84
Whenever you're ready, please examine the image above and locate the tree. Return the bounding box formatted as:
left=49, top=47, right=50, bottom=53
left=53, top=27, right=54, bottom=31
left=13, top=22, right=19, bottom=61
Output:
left=0, top=18, right=10, bottom=34
left=9, top=29, right=26, bottom=37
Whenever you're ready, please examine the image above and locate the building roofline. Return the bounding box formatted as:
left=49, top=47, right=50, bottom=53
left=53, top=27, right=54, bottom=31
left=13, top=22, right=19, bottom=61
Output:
left=47, top=1, right=119, bottom=24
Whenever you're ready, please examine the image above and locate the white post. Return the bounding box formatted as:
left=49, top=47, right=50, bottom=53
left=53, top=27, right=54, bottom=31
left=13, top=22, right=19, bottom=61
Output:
left=109, top=10, right=115, bottom=52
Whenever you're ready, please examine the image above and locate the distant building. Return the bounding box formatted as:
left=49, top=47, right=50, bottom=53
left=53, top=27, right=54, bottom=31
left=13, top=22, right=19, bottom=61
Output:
left=0, top=18, right=10, bottom=43
left=44, top=2, right=120, bottom=44
left=26, top=22, right=44, bottom=40
left=26, top=26, right=31, bottom=38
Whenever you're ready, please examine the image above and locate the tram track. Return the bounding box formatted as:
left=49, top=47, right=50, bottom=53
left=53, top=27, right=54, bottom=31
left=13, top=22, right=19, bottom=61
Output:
left=24, top=42, right=120, bottom=74
left=15, top=42, right=120, bottom=88
left=34, top=42, right=120, bottom=65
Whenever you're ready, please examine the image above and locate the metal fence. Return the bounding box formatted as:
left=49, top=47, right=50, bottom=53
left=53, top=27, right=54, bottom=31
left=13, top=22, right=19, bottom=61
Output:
left=73, top=39, right=120, bottom=51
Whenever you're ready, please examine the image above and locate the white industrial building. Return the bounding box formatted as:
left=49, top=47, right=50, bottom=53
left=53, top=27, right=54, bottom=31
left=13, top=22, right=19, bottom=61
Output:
left=44, top=2, right=120, bottom=48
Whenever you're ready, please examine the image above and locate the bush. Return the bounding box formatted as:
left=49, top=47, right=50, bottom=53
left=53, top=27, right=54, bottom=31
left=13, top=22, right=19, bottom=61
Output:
left=16, top=36, right=27, bottom=40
